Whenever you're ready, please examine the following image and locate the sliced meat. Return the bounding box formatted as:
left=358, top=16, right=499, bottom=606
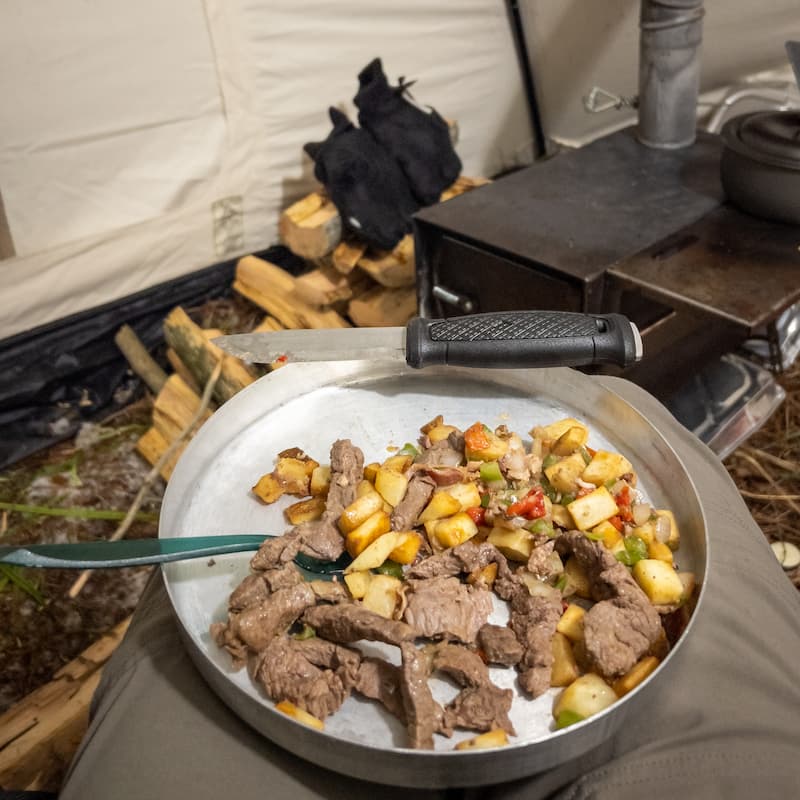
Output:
left=229, top=582, right=317, bottom=652
left=210, top=620, right=248, bottom=668
left=414, top=435, right=464, bottom=468
left=442, top=684, right=515, bottom=737
left=399, top=642, right=442, bottom=749
left=228, top=573, right=270, bottom=612
left=403, top=576, right=493, bottom=644
left=526, top=541, right=560, bottom=581
left=477, top=624, right=524, bottom=666
left=354, top=657, right=406, bottom=722
left=391, top=473, right=436, bottom=531
left=508, top=588, right=563, bottom=698
left=263, top=563, right=304, bottom=592
left=308, top=579, right=349, bottom=603
left=302, top=603, right=416, bottom=646
left=406, top=540, right=513, bottom=586
left=324, top=439, right=365, bottom=517
left=249, top=635, right=361, bottom=720
left=428, top=642, right=491, bottom=687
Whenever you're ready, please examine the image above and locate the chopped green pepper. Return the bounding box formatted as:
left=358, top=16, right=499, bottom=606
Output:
left=579, top=446, right=592, bottom=466
left=526, top=518, right=554, bottom=537
left=373, top=559, right=404, bottom=579
left=615, top=535, right=648, bottom=566
left=292, top=624, right=316, bottom=640
left=555, top=709, right=585, bottom=730
left=560, top=492, right=576, bottom=506
left=542, top=453, right=560, bottom=469
left=397, top=442, right=420, bottom=457
left=540, top=475, right=558, bottom=503
left=479, top=461, right=504, bottom=484
left=480, top=493, right=491, bottom=508
left=554, top=573, right=568, bottom=592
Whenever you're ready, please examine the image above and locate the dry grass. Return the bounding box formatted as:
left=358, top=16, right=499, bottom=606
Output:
left=725, top=358, right=800, bottom=588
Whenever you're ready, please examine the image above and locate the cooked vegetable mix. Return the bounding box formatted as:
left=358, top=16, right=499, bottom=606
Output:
left=212, top=416, right=697, bottom=750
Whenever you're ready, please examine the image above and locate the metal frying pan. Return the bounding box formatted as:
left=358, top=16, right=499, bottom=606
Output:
left=159, top=361, right=707, bottom=788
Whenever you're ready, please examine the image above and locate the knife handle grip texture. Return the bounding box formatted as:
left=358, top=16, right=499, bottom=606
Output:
left=404, top=311, right=643, bottom=370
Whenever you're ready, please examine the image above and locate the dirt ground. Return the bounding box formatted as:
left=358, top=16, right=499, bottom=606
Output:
left=1, top=329, right=798, bottom=715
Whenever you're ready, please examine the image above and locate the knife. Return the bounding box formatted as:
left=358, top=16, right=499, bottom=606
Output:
left=215, top=311, right=643, bottom=369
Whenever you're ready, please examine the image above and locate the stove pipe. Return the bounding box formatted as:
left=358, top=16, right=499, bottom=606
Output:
left=638, top=0, right=705, bottom=149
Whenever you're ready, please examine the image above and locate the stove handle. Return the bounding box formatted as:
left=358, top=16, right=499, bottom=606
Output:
left=432, top=284, right=477, bottom=314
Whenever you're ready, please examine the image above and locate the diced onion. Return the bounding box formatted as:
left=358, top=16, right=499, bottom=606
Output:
left=632, top=503, right=652, bottom=527
left=654, top=514, right=671, bottom=543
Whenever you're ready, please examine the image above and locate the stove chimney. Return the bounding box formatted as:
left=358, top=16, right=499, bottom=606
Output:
left=638, top=0, right=705, bottom=149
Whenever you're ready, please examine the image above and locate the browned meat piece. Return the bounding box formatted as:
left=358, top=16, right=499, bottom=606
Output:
left=558, top=531, right=663, bottom=678
left=405, top=540, right=513, bottom=586
left=419, top=466, right=466, bottom=486
left=391, top=473, right=436, bottom=531
left=228, top=573, right=270, bottom=612
left=302, top=602, right=417, bottom=646
left=229, top=582, right=316, bottom=652
left=249, top=635, right=361, bottom=720
left=251, top=439, right=364, bottom=570
left=428, top=642, right=491, bottom=687
left=526, top=541, right=559, bottom=581
left=509, top=589, right=563, bottom=697
left=442, top=684, right=515, bottom=737
left=477, top=624, right=524, bottom=666
left=353, top=656, right=406, bottom=722
left=262, top=563, right=304, bottom=592
left=414, top=434, right=464, bottom=467
left=403, top=576, right=493, bottom=643
left=210, top=619, right=248, bottom=668
left=308, top=579, right=349, bottom=603
left=399, top=642, right=443, bottom=749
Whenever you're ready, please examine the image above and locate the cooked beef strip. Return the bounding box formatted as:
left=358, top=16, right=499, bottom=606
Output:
left=210, top=619, right=248, bottom=668
left=302, top=603, right=417, bottom=646
left=558, top=530, right=663, bottom=678
left=354, top=657, right=406, bottom=722
left=477, top=623, right=524, bottom=666
left=391, top=473, right=436, bottom=531
left=526, top=541, right=560, bottom=581
left=249, top=635, right=361, bottom=720
left=308, top=579, right=349, bottom=603
left=419, top=466, right=465, bottom=486
left=414, top=435, right=464, bottom=468
left=263, top=563, right=304, bottom=592
left=427, top=642, right=491, bottom=687
left=251, top=439, right=364, bottom=570
left=402, top=576, right=493, bottom=644
left=405, top=540, right=513, bottom=585
left=228, top=573, right=270, bottom=612
left=442, top=684, right=515, bottom=737
left=508, top=587, right=563, bottom=698
left=399, top=642, right=443, bottom=749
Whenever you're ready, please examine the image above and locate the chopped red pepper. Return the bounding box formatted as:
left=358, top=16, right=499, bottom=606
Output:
left=608, top=515, right=624, bottom=532
left=507, top=488, right=546, bottom=520
left=465, top=506, right=487, bottom=526
left=614, top=484, right=633, bottom=523
left=576, top=485, right=593, bottom=498
left=464, top=422, right=491, bottom=453
left=586, top=446, right=597, bottom=457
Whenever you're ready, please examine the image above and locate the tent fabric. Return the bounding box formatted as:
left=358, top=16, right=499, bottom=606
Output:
left=0, top=0, right=533, bottom=341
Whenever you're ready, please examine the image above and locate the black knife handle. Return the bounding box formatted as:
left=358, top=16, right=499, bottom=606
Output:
left=405, top=311, right=642, bottom=370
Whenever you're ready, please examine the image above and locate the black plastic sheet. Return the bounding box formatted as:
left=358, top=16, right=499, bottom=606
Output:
left=0, top=246, right=304, bottom=470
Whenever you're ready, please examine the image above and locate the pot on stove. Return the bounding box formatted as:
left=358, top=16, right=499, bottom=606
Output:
left=720, top=110, right=800, bottom=226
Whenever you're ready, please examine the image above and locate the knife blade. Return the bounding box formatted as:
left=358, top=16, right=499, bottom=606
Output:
left=214, top=311, right=643, bottom=369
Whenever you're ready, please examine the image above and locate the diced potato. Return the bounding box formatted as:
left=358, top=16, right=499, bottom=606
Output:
left=631, top=521, right=655, bottom=545
left=655, top=509, right=681, bottom=550
left=388, top=531, right=423, bottom=564
left=612, top=655, right=660, bottom=697
left=467, top=561, right=498, bottom=589
left=552, top=674, right=617, bottom=727
left=433, top=512, right=479, bottom=549
left=418, top=491, right=462, bottom=523
left=420, top=414, right=444, bottom=434
left=375, top=467, right=409, bottom=507
left=464, top=422, right=509, bottom=461
left=284, top=496, right=326, bottom=525
left=552, top=503, right=575, bottom=530
left=567, top=487, right=619, bottom=531
left=275, top=700, right=324, bottom=730
left=356, top=479, right=376, bottom=498
left=252, top=473, right=285, bottom=504
left=487, top=526, right=535, bottom=561
left=647, top=539, right=674, bottom=565
left=441, top=481, right=482, bottom=511
left=455, top=729, right=509, bottom=750
left=677, top=571, right=696, bottom=603
left=274, top=456, right=319, bottom=496
left=632, top=559, right=684, bottom=605
left=551, top=631, right=581, bottom=687
left=345, top=510, right=392, bottom=557
left=339, top=491, right=385, bottom=533
left=362, top=574, right=402, bottom=618
left=516, top=572, right=562, bottom=601
left=362, top=462, right=380, bottom=483
left=532, top=417, right=585, bottom=444
left=551, top=424, right=589, bottom=456
left=563, top=556, right=592, bottom=600
left=557, top=603, right=586, bottom=642
left=382, top=454, right=413, bottom=473
left=591, top=520, right=623, bottom=550
left=309, top=465, right=331, bottom=497
left=344, top=570, right=373, bottom=599
left=581, top=450, right=632, bottom=487
left=544, top=452, right=587, bottom=494
left=428, top=424, right=458, bottom=443
left=345, top=532, right=412, bottom=573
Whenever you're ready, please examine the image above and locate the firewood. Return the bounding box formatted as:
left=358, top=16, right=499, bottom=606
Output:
left=294, top=263, right=356, bottom=308
left=348, top=285, right=418, bottom=327
left=253, top=315, right=285, bottom=332
left=151, top=374, right=213, bottom=445
left=114, top=324, right=168, bottom=394
left=165, top=348, right=201, bottom=393
left=278, top=191, right=342, bottom=259
left=135, top=427, right=185, bottom=480
left=357, top=235, right=415, bottom=288
left=332, top=239, right=368, bottom=274
left=0, top=617, right=130, bottom=791
left=163, top=307, right=256, bottom=405
left=234, top=256, right=350, bottom=330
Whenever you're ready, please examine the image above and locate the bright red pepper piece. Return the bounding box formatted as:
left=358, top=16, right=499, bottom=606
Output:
left=466, top=506, right=487, bottom=526
left=507, top=488, right=546, bottom=520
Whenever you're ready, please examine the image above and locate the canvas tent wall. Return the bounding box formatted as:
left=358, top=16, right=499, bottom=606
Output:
left=1, top=0, right=798, bottom=343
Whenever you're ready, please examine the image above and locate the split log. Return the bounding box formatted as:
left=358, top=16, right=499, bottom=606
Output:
left=348, top=285, right=418, bottom=327
left=253, top=316, right=285, bottom=333
left=234, top=256, right=350, bottom=330
left=0, top=617, right=131, bottom=792
left=163, top=307, right=256, bottom=405
left=151, top=374, right=213, bottom=445
left=165, top=348, right=201, bottom=393
left=114, top=324, right=168, bottom=394
left=278, top=191, right=342, bottom=259
left=294, top=263, right=356, bottom=308
left=332, top=239, right=368, bottom=275
left=135, top=427, right=184, bottom=480
left=357, top=235, right=415, bottom=288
